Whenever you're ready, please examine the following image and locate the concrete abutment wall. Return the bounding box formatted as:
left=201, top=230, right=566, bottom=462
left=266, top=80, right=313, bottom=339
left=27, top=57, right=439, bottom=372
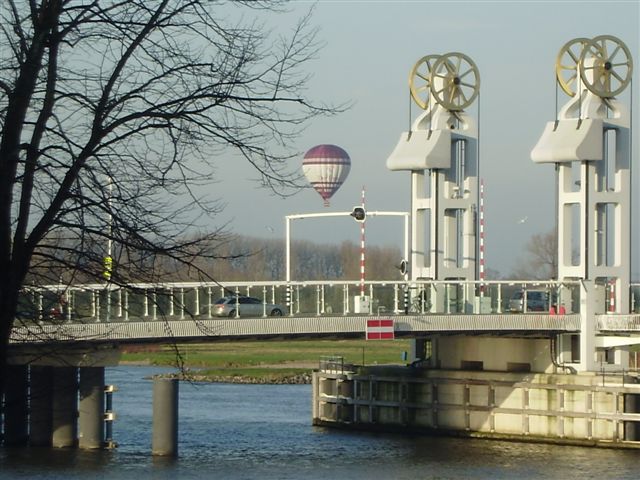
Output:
left=313, top=366, right=640, bottom=447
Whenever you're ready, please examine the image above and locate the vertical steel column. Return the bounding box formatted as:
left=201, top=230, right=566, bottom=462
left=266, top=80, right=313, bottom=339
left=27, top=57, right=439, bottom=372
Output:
left=152, top=378, right=179, bottom=456
left=78, top=367, right=105, bottom=449
left=3, top=365, right=29, bottom=446
left=152, top=292, right=157, bottom=320
left=315, top=285, right=320, bottom=316
left=105, top=287, right=111, bottom=322
left=143, top=289, right=149, bottom=317
left=285, top=215, right=292, bottom=314
left=52, top=367, right=78, bottom=448
left=479, top=179, right=485, bottom=296
left=311, top=371, right=319, bottom=422
left=29, top=365, right=53, bottom=446
left=117, top=288, right=123, bottom=318
left=104, top=385, right=117, bottom=448
left=359, top=186, right=366, bottom=298
left=66, top=289, right=72, bottom=322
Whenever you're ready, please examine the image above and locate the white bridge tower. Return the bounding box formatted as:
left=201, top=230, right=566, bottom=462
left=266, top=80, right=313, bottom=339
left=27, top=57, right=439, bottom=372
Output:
left=531, top=35, right=634, bottom=371
left=386, top=53, right=481, bottom=312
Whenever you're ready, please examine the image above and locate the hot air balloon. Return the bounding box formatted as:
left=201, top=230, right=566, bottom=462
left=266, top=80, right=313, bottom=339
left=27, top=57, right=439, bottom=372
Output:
left=302, top=144, right=351, bottom=207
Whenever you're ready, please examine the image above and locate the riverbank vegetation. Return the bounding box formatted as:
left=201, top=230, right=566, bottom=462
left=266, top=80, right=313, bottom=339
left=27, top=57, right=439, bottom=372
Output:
left=120, top=339, right=412, bottom=383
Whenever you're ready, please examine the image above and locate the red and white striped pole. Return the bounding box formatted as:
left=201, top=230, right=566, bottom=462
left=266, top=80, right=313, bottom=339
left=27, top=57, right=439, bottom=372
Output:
left=479, top=179, right=485, bottom=297
left=360, top=186, right=366, bottom=298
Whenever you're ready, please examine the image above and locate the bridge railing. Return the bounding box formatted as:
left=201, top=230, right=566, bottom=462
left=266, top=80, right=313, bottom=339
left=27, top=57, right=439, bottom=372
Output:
left=14, top=279, right=613, bottom=324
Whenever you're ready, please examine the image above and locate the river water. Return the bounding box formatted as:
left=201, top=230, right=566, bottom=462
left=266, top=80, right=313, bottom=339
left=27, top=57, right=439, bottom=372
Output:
left=1, top=366, right=639, bottom=479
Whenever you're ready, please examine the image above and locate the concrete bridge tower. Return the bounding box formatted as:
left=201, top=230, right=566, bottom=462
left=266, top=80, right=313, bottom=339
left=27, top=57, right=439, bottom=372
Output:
left=386, top=53, right=480, bottom=304
left=531, top=35, right=634, bottom=371
left=386, top=53, right=481, bottom=360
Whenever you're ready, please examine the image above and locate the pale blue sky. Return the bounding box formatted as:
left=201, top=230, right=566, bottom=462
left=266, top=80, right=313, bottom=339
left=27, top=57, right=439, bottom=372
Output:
left=211, top=1, right=640, bottom=277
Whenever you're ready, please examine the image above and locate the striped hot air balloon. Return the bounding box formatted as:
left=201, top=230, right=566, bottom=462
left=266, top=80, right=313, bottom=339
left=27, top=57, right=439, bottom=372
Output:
left=302, top=144, right=351, bottom=207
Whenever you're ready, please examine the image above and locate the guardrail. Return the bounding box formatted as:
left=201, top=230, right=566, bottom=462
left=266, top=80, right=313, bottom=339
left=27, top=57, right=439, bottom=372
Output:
left=16, top=279, right=640, bottom=325
left=597, top=314, right=640, bottom=332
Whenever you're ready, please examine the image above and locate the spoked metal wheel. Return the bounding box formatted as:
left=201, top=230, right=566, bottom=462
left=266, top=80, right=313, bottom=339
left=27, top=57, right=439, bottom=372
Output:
left=409, top=54, right=441, bottom=110
left=555, top=37, right=591, bottom=97
left=430, top=52, right=480, bottom=111
left=579, top=34, right=633, bottom=98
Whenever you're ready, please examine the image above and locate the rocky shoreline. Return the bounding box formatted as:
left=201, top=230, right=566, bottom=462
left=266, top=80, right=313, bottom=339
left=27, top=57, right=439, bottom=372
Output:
left=155, top=371, right=312, bottom=385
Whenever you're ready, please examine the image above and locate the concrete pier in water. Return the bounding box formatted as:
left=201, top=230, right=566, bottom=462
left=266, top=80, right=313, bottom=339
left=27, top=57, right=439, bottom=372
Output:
left=52, top=367, right=79, bottom=448
left=79, top=367, right=106, bottom=449
left=3, top=365, right=29, bottom=446
left=152, top=378, right=179, bottom=457
left=29, top=366, right=54, bottom=446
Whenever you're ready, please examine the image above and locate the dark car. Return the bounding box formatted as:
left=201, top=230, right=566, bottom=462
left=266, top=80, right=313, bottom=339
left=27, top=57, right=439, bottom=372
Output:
left=212, top=296, right=286, bottom=317
left=508, top=290, right=549, bottom=313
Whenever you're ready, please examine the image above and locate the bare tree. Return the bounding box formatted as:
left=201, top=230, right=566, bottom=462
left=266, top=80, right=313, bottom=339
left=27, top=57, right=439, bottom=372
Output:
left=185, top=234, right=401, bottom=282
left=0, top=1, right=341, bottom=397
left=511, top=229, right=558, bottom=280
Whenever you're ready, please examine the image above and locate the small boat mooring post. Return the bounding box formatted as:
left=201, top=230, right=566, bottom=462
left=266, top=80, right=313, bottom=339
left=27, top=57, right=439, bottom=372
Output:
left=152, top=377, right=179, bottom=457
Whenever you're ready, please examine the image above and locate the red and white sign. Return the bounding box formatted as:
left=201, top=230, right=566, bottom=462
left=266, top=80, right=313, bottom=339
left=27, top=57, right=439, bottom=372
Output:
left=366, top=319, right=395, bottom=340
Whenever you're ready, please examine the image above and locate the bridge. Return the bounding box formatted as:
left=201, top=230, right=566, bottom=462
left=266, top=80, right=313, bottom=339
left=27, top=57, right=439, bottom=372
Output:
left=6, top=277, right=640, bottom=453
left=4, top=35, right=639, bottom=453
left=9, top=279, right=640, bottom=345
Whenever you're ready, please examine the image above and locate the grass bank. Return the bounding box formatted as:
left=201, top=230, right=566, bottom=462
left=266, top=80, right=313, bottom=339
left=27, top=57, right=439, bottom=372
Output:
left=120, top=339, right=412, bottom=382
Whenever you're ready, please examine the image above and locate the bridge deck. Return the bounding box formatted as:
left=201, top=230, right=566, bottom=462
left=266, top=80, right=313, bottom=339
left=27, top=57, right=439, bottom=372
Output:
left=9, top=313, right=586, bottom=345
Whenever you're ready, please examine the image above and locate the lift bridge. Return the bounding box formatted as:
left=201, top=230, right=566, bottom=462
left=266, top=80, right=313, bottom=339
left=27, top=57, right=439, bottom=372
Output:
left=8, top=278, right=640, bottom=349
left=8, top=35, right=640, bottom=375
left=4, top=35, right=640, bottom=452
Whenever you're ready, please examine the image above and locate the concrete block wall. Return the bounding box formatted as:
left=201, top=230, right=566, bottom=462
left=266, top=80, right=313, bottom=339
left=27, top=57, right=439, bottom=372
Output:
left=313, top=367, right=640, bottom=447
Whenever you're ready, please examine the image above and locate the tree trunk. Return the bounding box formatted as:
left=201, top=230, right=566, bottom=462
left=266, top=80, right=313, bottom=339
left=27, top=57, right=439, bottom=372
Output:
left=0, top=282, right=20, bottom=427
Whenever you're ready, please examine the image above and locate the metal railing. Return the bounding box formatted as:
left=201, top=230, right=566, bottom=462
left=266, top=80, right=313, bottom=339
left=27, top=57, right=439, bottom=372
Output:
left=16, top=279, right=640, bottom=325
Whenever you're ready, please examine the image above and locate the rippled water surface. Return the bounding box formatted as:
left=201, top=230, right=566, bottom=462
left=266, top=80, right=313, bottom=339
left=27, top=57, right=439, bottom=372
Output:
left=1, top=366, right=639, bottom=479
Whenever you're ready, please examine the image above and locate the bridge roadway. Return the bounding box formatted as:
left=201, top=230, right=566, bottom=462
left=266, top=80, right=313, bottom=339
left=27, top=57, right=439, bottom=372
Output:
left=8, top=312, right=640, bottom=346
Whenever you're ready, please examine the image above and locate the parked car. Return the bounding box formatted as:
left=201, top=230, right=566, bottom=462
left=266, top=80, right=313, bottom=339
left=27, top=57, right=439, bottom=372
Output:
left=508, top=290, right=549, bottom=313
left=212, top=296, right=286, bottom=317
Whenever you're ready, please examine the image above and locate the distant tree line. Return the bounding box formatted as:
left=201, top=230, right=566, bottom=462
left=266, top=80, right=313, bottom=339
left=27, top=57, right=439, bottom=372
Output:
left=25, top=228, right=562, bottom=285
left=159, top=235, right=404, bottom=282
left=23, top=233, right=403, bottom=285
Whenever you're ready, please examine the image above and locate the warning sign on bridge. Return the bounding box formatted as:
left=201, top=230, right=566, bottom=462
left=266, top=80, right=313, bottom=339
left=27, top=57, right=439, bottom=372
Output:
left=366, top=319, right=395, bottom=340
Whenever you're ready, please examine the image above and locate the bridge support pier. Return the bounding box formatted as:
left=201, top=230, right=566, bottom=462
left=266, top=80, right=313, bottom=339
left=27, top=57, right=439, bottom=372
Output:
left=409, top=338, right=426, bottom=363
left=152, top=378, right=179, bottom=457
left=314, top=365, right=640, bottom=447
left=52, top=367, right=78, bottom=448
left=30, top=366, right=54, bottom=446
left=79, top=367, right=105, bottom=449
left=3, top=365, right=29, bottom=446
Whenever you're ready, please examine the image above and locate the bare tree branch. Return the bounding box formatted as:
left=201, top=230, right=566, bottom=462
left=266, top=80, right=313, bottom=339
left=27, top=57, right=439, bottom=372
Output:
left=0, top=0, right=346, bottom=398
left=511, top=229, right=558, bottom=280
